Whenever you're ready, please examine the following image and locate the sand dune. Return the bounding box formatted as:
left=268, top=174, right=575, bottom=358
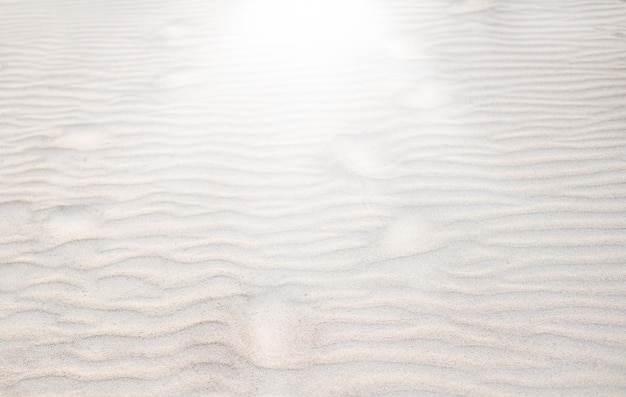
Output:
left=1, top=0, right=626, bottom=395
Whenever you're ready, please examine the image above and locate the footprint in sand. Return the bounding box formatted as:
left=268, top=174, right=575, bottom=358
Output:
left=41, top=205, right=103, bottom=244
left=377, top=212, right=450, bottom=259
left=331, top=134, right=396, bottom=179
left=243, top=288, right=314, bottom=369
left=399, top=78, right=452, bottom=110
left=55, top=124, right=110, bottom=151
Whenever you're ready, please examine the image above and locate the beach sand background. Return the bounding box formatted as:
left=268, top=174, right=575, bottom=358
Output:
left=1, top=0, right=626, bottom=395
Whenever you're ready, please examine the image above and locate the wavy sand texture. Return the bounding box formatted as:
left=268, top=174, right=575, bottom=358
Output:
left=1, top=0, right=626, bottom=396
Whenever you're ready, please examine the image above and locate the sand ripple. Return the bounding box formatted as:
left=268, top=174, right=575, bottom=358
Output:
left=1, top=0, right=626, bottom=395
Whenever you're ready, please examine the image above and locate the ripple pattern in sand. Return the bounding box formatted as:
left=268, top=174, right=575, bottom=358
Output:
left=1, top=0, right=626, bottom=396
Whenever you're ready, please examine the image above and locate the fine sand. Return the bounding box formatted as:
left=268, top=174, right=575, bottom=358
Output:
left=1, top=0, right=626, bottom=396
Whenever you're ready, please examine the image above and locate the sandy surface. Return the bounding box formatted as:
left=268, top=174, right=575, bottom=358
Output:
left=1, top=0, right=626, bottom=395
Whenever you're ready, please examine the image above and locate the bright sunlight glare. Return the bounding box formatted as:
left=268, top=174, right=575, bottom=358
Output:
left=229, top=0, right=386, bottom=56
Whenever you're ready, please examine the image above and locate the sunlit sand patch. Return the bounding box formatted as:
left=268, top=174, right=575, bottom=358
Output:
left=218, top=0, right=391, bottom=94
left=384, top=36, right=429, bottom=60
left=227, top=0, right=386, bottom=53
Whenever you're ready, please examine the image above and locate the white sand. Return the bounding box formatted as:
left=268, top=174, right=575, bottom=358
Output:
left=1, top=0, right=626, bottom=395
